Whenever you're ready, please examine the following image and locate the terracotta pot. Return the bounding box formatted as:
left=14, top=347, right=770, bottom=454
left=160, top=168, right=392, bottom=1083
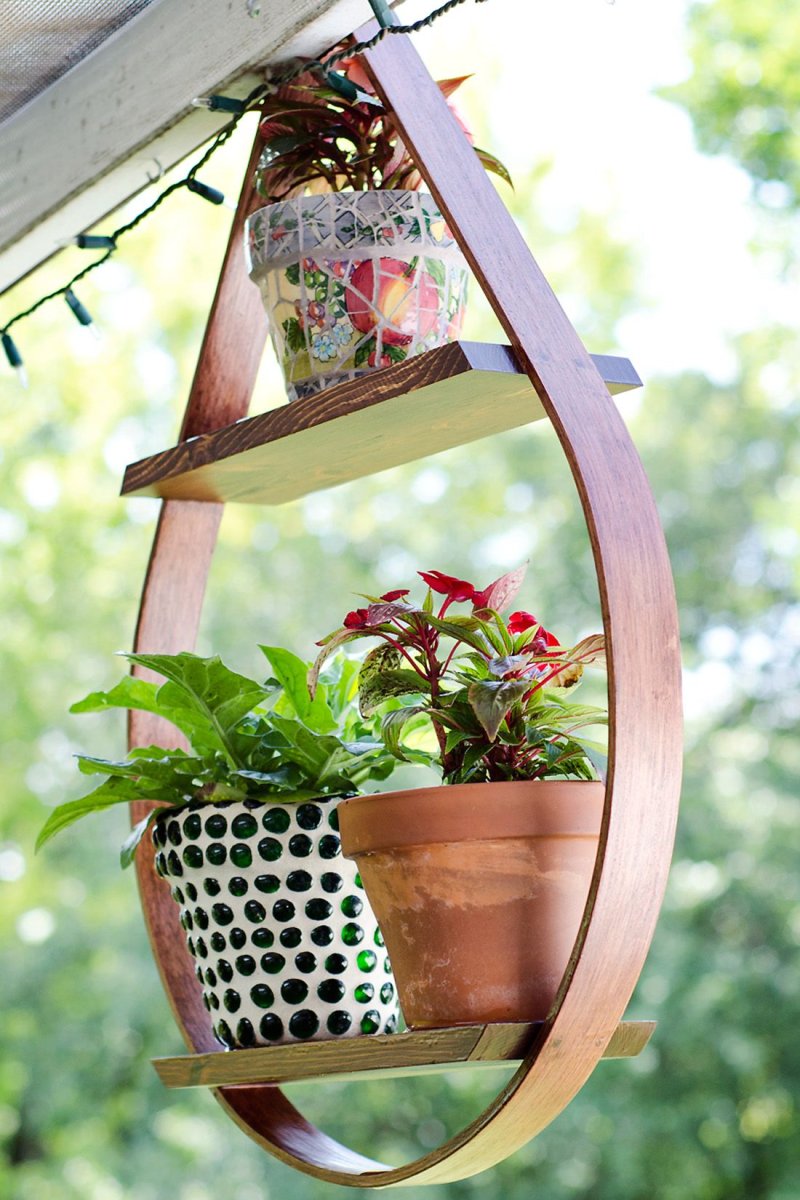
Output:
left=337, top=781, right=604, bottom=1028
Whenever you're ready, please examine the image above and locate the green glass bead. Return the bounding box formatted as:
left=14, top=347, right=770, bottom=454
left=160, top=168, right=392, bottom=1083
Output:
left=280, top=978, right=308, bottom=1005
left=259, top=1014, right=283, bottom=1041
left=289, top=1010, right=319, bottom=1039
left=296, top=803, right=322, bottom=830
left=183, top=813, right=202, bottom=840
left=257, top=837, right=282, bottom=862
left=260, top=953, right=285, bottom=974
left=250, top=984, right=275, bottom=1009
left=205, top=813, right=227, bottom=838
left=262, top=808, right=290, bottom=834
left=231, top=813, right=258, bottom=839
left=230, top=843, right=253, bottom=869
left=342, top=922, right=364, bottom=947
left=360, top=1010, right=381, bottom=1034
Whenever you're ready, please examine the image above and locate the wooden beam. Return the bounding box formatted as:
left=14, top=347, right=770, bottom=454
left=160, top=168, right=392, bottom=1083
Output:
left=0, top=0, right=384, bottom=294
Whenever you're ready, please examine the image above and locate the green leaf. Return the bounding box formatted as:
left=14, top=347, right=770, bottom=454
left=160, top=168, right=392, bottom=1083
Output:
left=124, top=653, right=269, bottom=766
left=281, top=317, right=306, bottom=353
left=423, top=256, right=447, bottom=291
left=358, top=644, right=428, bottom=716
left=285, top=262, right=301, bottom=286
left=260, top=645, right=337, bottom=733
left=467, top=679, right=530, bottom=741
left=354, top=337, right=375, bottom=367
left=36, top=776, right=177, bottom=853
left=120, top=809, right=169, bottom=869
left=424, top=615, right=488, bottom=654
left=380, top=706, right=426, bottom=760
left=308, top=629, right=363, bottom=697
left=70, top=675, right=161, bottom=716
left=473, top=146, right=514, bottom=188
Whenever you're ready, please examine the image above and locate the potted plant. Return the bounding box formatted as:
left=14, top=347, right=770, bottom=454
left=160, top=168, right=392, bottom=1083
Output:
left=36, top=647, right=401, bottom=1048
left=245, top=58, right=510, bottom=400
left=311, top=565, right=608, bottom=1029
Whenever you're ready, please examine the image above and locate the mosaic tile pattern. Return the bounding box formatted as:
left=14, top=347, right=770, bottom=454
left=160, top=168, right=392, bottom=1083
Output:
left=154, top=798, right=399, bottom=1048
left=246, top=191, right=469, bottom=400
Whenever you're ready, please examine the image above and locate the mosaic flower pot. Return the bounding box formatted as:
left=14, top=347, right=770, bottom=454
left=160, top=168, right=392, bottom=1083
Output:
left=153, top=798, right=399, bottom=1048
left=245, top=191, right=469, bottom=401
left=338, top=780, right=604, bottom=1029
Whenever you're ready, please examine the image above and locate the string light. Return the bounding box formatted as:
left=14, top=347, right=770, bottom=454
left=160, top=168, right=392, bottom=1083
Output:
left=74, top=234, right=117, bottom=250
left=2, top=331, right=27, bottom=388
left=186, top=178, right=235, bottom=210
left=0, top=0, right=489, bottom=384
left=64, top=288, right=94, bottom=327
left=192, top=95, right=248, bottom=115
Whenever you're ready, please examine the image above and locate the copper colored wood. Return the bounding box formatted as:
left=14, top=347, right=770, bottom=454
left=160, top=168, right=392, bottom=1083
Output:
left=153, top=1021, right=655, bottom=1090
left=128, top=28, right=682, bottom=1192
left=121, top=343, right=641, bottom=505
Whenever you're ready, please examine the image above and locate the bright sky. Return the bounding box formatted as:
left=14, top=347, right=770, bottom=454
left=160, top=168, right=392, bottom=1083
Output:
left=413, top=0, right=786, bottom=384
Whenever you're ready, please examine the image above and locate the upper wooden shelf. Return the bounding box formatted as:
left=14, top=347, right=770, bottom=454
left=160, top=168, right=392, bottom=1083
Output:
left=153, top=1019, right=654, bottom=1090
left=122, top=341, right=641, bottom=507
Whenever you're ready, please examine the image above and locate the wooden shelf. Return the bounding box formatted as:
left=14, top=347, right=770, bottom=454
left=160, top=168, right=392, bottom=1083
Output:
left=122, top=341, right=641, bottom=507
left=153, top=1019, right=654, bottom=1090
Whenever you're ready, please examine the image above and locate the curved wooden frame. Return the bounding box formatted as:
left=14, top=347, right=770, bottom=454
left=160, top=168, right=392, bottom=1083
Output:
left=129, top=31, right=682, bottom=1188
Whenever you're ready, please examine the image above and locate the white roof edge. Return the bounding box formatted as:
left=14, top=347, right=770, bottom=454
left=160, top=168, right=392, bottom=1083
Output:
left=0, top=0, right=379, bottom=294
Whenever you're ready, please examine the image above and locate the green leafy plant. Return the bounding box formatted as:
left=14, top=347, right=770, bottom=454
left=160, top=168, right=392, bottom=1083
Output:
left=312, top=566, right=608, bottom=785
left=36, top=647, right=397, bottom=867
left=255, top=58, right=511, bottom=202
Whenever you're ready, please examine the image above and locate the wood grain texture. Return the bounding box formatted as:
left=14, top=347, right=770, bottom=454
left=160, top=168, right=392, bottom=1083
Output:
left=129, top=126, right=269, bottom=1057
left=121, top=344, right=641, bottom=505
left=154, top=1021, right=655, bottom=1090
left=203, top=28, right=683, bottom=1188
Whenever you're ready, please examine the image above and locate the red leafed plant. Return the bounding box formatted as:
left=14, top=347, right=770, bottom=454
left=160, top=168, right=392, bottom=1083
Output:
left=311, top=565, right=608, bottom=785
left=255, top=58, right=511, bottom=202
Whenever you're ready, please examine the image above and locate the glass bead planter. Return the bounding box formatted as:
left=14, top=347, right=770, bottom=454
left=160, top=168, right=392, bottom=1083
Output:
left=245, top=191, right=469, bottom=401
left=153, top=798, right=399, bottom=1048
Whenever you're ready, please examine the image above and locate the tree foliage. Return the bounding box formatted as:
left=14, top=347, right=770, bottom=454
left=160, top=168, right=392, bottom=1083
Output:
left=667, top=0, right=800, bottom=207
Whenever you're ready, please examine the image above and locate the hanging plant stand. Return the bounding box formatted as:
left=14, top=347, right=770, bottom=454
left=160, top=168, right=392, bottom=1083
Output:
left=124, top=25, right=682, bottom=1190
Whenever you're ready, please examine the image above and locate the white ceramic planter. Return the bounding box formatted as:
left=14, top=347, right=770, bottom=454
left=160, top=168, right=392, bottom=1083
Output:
left=153, top=798, right=399, bottom=1048
left=245, top=190, right=469, bottom=400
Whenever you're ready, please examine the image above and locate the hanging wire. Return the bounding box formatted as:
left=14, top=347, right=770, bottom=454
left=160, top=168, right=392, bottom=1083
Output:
left=0, top=0, right=489, bottom=358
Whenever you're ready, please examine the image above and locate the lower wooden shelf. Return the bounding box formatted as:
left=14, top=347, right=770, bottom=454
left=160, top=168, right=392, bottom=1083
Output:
left=153, top=1019, right=655, bottom=1090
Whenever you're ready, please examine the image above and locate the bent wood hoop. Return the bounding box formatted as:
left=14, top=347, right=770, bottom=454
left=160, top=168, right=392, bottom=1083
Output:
left=128, top=33, right=682, bottom=1189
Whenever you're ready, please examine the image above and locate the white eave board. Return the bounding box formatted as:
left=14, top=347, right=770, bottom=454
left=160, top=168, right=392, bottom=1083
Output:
left=0, top=0, right=382, bottom=295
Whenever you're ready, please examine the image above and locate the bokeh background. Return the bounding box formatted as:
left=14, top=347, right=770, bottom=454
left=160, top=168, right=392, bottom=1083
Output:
left=2, top=0, right=799, bottom=1196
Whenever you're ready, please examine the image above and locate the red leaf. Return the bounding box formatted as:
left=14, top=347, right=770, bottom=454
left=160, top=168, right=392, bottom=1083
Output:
left=472, top=563, right=527, bottom=614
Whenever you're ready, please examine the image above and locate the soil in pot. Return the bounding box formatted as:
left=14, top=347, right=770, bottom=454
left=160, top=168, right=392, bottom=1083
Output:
left=245, top=190, right=469, bottom=400
left=338, top=780, right=604, bottom=1029
left=154, top=798, right=399, bottom=1048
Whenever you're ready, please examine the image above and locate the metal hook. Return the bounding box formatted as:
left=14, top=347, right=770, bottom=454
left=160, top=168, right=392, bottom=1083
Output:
left=146, top=158, right=165, bottom=184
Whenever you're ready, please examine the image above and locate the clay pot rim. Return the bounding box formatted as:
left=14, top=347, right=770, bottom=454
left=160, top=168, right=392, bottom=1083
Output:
left=338, top=779, right=605, bottom=857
